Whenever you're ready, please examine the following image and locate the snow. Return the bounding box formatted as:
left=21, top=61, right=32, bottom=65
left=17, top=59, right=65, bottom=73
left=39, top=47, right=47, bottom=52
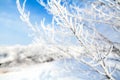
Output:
left=0, top=59, right=120, bottom=80
left=0, top=59, right=104, bottom=80
left=0, top=44, right=120, bottom=80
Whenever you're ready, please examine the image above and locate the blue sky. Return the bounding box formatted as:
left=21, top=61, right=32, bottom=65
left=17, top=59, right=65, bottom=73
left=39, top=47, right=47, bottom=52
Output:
left=0, top=0, right=51, bottom=45
left=0, top=0, right=119, bottom=46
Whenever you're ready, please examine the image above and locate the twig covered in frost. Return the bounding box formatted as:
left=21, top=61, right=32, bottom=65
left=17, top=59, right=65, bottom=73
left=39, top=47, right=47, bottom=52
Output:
left=37, top=0, right=119, bottom=79
left=16, top=0, right=120, bottom=79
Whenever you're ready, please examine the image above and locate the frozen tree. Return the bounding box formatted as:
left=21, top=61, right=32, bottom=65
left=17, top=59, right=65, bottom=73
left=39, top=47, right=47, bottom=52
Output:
left=16, top=0, right=120, bottom=80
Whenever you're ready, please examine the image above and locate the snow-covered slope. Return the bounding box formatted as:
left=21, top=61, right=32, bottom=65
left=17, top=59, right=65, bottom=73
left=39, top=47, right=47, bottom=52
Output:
left=0, top=44, right=83, bottom=67
left=0, top=59, right=105, bottom=80
left=0, top=44, right=120, bottom=80
left=0, top=58, right=120, bottom=80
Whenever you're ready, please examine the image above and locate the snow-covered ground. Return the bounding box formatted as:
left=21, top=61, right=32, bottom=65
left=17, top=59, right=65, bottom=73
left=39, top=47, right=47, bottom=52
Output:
left=0, top=59, right=105, bottom=80
left=0, top=58, right=120, bottom=80
left=0, top=44, right=83, bottom=65
left=0, top=44, right=120, bottom=80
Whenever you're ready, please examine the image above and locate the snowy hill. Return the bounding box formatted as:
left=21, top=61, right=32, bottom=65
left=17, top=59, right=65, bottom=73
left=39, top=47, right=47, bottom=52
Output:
left=0, top=59, right=106, bottom=80
left=0, top=44, right=120, bottom=80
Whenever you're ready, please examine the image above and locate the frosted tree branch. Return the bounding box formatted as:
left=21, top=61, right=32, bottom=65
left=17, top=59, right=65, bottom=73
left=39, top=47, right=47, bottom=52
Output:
left=16, top=0, right=120, bottom=79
